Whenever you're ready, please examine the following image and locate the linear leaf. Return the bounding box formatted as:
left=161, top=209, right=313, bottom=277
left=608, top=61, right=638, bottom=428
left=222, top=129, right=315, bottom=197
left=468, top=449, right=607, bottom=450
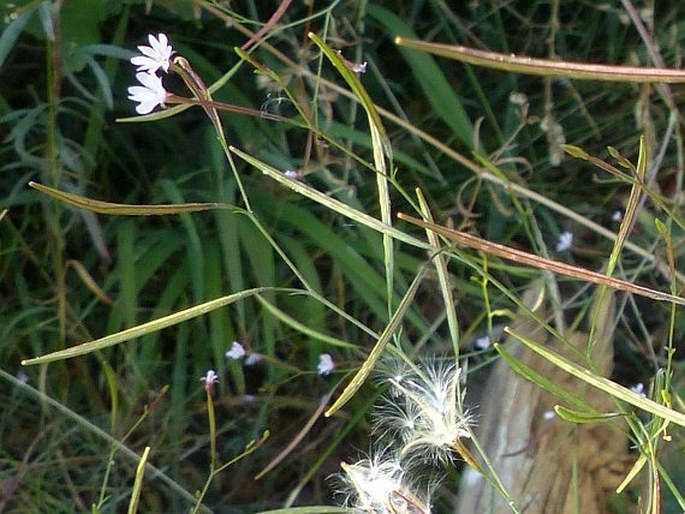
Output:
left=22, top=287, right=294, bottom=365
left=30, top=181, right=228, bottom=215
left=505, top=327, right=685, bottom=428
left=325, top=266, right=428, bottom=417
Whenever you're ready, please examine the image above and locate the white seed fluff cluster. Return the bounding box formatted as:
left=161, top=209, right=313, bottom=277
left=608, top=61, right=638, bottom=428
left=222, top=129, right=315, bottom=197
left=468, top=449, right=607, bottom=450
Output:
left=336, top=359, right=473, bottom=513
left=382, top=361, right=472, bottom=465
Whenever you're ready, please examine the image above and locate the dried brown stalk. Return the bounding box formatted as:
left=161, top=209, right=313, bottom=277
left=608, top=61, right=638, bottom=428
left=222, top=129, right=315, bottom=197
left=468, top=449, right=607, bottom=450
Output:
left=397, top=213, right=685, bottom=306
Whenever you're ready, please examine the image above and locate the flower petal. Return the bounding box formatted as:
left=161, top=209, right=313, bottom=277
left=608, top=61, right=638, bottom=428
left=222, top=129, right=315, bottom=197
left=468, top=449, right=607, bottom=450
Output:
left=130, top=33, right=173, bottom=73
left=127, top=72, right=167, bottom=114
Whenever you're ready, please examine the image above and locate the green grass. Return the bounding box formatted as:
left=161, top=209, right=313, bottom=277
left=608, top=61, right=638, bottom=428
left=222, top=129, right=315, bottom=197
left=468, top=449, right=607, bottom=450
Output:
left=1, top=1, right=684, bottom=512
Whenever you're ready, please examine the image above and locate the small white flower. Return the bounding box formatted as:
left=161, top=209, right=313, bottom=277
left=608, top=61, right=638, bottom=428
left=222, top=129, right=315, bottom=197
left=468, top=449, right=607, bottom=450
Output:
left=376, top=360, right=472, bottom=465
left=130, top=33, right=173, bottom=74
left=612, top=210, right=623, bottom=222
left=555, top=231, right=573, bottom=252
left=283, top=169, right=300, bottom=179
left=127, top=72, right=167, bottom=114
left=350, top=61, right=368, bottom=74
left=200, top=369, right=219, bottom=392
left=336, top=50, right=368, bottom=74
left=509, top=91, right=528, bottom=106
left=473, top=335, right=491, bottom=351
left=317, top=353, right=335, bottom=376
left=542, top=409, right=556, bottom=421
left=245, top=353, right=262, bottom=366
left=225, top=341, right=246, bottom=360
left=630, top=382, right=646, bottom=397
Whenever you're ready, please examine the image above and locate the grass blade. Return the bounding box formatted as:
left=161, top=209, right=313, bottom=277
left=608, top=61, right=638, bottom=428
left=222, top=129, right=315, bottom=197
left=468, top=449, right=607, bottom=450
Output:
left=325, top=265, right=428, bottom=417
left=127, top=446, right=151, bottom=514
left=29, top=181, right=228, bottom=215
left=21, top=287, right=294, bottom=365
left=505, top=327, right=685, bottom=428
left=367, top=5, right=474, bottom=147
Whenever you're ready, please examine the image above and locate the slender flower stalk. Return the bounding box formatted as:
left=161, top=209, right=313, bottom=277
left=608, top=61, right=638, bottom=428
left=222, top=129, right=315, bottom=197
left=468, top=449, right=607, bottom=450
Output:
left=200, top=370, right=219, bottom=470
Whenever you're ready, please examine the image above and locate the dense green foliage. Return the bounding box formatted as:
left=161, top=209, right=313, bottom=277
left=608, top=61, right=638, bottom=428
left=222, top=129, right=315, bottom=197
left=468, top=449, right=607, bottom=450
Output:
left=1, top=1, right=684, bottom=512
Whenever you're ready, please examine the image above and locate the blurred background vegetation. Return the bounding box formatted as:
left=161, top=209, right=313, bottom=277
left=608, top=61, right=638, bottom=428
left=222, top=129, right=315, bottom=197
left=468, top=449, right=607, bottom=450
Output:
left=1, top=0, right=684, bottom=512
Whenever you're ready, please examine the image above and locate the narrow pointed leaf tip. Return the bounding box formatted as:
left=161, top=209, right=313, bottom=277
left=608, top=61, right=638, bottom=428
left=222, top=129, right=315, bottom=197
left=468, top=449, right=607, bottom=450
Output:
left=29, top=181, right=226, bottom=215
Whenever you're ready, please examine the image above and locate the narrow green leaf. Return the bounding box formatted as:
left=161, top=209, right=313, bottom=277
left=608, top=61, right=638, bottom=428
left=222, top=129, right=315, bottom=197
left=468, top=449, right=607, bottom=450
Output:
left=255, top=295, right=358, bottom=351
left=22, top=287, right=294, bottom=365
left=0, top=7, right=35, bottom=69
left=308, top=32, right=390, bottom=159
left=560, top=144, right=589, bottom=160
left=325, top=265, right=428, bottom=417
left=494, top=343, right=592, bottom=413
left=605, top=136, right=645, bottom=278
left=367, top=5, right=474, bottom=148
left=29, top=181, right=229, bottom=215
left=554, top=405, right=622, bottom=424
left=229, top=146, right=428, bottom=249
left=616, top=455, right=646, bottom=493
left=127, top=446, right=150, bottom=514
left=505, top=327, right=685, bottom=428
left=100, top=359, right=119, bottom=433
left=416, top=189, right=459, bottom=353
left=308, top=32, right=395, bottom=315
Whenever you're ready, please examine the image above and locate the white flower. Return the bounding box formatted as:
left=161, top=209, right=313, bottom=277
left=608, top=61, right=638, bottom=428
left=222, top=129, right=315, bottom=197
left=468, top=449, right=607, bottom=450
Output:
left=225, top=341, right=246, bottom=360
left=509, top=91, right=528, bottom=106
left=612, top=210, right=623, bottom=222
left=630, top=382, right=646, bottom=397
left=542, top=409, right=556, bottom=421
left=376, top=360, right=472, bottom=465
left=283, top=169, right=300, bottom=179
left=245, top=353, right=262, bottom=366
left=317, top=353, right=335, bottom=376
left=130, top=33, right=173, bottom=74
left=350, top=61, right=368, bottom=74
left=336, top=50, right=368, bottom=74
left=200, top=369, right=219, bottom=392
left=473, top=335, right=491, bottom=351
left=555, top=231, right=573, bottom=252
left=127, top=72, right=167, bottom=114
left=337, top=453, right=431, bottom=514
